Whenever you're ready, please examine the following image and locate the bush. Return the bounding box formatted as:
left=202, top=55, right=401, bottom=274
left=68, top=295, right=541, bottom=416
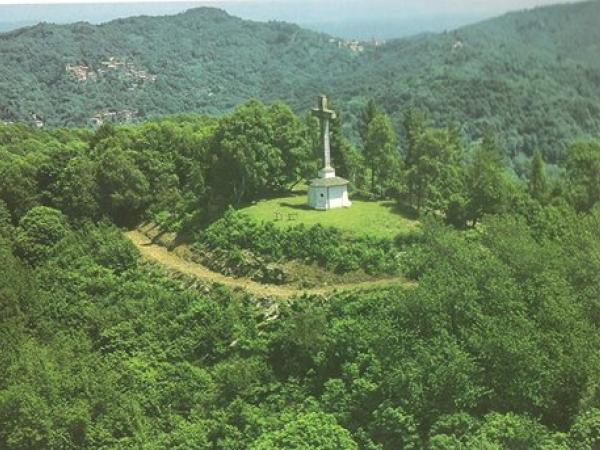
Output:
left=569, top=408, right=600, bottom=450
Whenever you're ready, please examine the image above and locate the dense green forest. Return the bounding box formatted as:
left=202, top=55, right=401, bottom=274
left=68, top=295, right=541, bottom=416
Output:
left=2, top=1, right=600, bottom=162
left=2, top=92, right=600, bottom=448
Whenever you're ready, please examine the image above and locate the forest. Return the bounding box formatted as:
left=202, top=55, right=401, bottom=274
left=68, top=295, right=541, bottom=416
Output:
left=2, top=1, right=600, bottom=163
left=1, top=92, right=600, bottom=449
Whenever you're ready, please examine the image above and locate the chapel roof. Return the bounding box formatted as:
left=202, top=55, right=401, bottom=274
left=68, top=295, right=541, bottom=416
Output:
left=309, top=176, right=350, bottom=187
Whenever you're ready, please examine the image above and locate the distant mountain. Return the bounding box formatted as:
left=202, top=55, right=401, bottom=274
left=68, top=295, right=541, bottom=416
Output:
left=344, top=0, right=600, bottom=160
left=0, top=1, right=493, bottom=39
left=1, top=1, right=600, bottom=160
left=0, top=21, right=36, bottom=32
left=0, top=8, right=356, bottom=124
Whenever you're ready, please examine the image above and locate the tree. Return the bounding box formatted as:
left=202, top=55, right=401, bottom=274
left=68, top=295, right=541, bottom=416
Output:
left=569, top=408, right=600, bottom=450
left=467, top=413, right=568, bottom=450
left=405, top=126, right=463, bottom=213
left=0, top=385, right=53, bottom=450
left=358, top=99, right=380, bottom=147
left=54, top=156, right=100, bottom=222
left=465, top=134, right=512, bottom=225
left=0, top=199, right=15, bottom=244
left=0, top=151, right=40, bottom=220
left=96, top=147, right=150, bottom=226
left=402, top=108, right=428, bottom=169
left=364, top=113, right=401, bottom=196
left=329, top=107, right=364, bottom=187
left=428, top=412, right=479, bottom=447
left=269, top=102, right=313, bottom=189
left=564, top=141, right=600, bottom=212
left=251, top=412, right=358, bottom=450
left=207, top=100, right=284, bottom=208
left=370, top=405, right=420, bottom=450
left=0, top=237, right=34, bottom=360
left=14, top=206, right=69, bottom=266
left=529, top=149, right=547, bottom=201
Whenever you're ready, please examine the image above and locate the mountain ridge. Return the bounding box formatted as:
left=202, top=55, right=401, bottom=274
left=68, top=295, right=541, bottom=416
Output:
left=1, top=1, right=599, bottom=160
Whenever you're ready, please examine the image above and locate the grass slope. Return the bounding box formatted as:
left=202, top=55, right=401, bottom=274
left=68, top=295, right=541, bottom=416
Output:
left=241, top=194, right=419, bottom=240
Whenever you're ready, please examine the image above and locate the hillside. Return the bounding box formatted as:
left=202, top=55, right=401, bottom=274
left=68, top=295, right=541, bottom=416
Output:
left=348, top=0, right=600, bottom=161
left=1, top=2, right=600, bottom=159
left=0, top=8, right=357, bottom=125
left=2, top=70, right=600, bottom=448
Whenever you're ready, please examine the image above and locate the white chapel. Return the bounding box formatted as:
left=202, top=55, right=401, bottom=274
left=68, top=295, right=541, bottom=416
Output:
left=307, top=95, right=352, bottom=210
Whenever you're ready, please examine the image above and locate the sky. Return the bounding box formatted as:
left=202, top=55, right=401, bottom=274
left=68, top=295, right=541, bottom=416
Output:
left=0, top=0, right=582, bottom=39
left=0, top=0, right=577, bottom=8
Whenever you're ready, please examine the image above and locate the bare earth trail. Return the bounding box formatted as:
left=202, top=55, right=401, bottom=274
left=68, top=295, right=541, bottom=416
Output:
left=125, top=230, right=411, bottom=299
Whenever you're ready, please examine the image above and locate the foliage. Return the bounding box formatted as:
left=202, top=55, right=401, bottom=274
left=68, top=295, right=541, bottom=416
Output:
left=364, top=113, right=401, bottom=196
left=14, top=206, right=69, bottom=265
left=565, top=141, right=600, bottom=212
left=0, top=199, right=15, bottom=244
left=0, top=101, right=315, bottom=227
left=467, top=413, right=568, bottom=449
left=529, top=149, right=548, bottom=201
left=2, top=2, right=600, bottom=162
left=199, top=209, right=402, bottom=275
left=251, top=412, right=358, bottom=450
left=405, top=122, right=464, bottom=214
left=206, top=100, right=313, bottom=208
left=464, top=134, right=514, bottom=225
left=569, top=408, right=600, bottom=450
left=0, top=182, right=599, bottom=448
left=1, top=65, right=600, bottom=449
left=96, top=146, right=150, bottom=226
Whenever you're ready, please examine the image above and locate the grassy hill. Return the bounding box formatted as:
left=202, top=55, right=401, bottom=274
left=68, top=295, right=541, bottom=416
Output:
left=1, top=1, right=600, bottom=159
left=241, top=194, right=419, bottom=240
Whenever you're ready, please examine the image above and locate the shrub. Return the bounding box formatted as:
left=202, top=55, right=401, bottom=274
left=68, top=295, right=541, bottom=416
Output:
left=199, top=210, right=402, bottom=276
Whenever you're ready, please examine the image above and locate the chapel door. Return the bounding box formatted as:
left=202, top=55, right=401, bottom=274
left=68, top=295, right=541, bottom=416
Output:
left=317, top=191, right=327, bottom=209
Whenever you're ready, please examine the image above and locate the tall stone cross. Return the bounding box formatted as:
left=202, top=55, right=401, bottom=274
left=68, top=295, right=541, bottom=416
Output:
left=312, top=95, right=337, bottom=170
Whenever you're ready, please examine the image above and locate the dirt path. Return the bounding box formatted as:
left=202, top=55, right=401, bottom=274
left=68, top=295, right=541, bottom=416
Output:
left=125, top=230, right=410, bottom=299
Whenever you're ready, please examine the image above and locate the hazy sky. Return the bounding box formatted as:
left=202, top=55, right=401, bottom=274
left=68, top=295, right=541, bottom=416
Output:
left=0, top=0, right=582, bottom=39
left=0, top=0, right=579, bottom=12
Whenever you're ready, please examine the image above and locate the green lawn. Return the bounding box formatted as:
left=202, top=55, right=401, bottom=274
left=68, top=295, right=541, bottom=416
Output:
left=241, top=194, right=419, bottom=240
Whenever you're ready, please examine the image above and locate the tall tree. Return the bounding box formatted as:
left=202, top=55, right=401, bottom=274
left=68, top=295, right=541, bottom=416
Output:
left=358, top=99, right=380, bottom=147
left=269, top=102, right=313, bottom=189
left=0, top=200, right=15, bottom=245
left=406, top=126, right=464, bottom=213
left=96, top=147, right=150, bottom=226
left=54, top=156, right=100, bottom=223
left=364, top=113, right=401, bottom=196
left=252, top=412, right=358, bottom=450
left=207, top=101, right=279, bottom=208
left=0, top=151, right=40, bottom=220
left=207, top=100, right=310, bottom=209
left=529, top=149, right=547, bottom=201
left=564, top=141, right=600, bottom=212
left=402, top=108, right=428, bottom=169
left=465, top=134, right=512, bottom=225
